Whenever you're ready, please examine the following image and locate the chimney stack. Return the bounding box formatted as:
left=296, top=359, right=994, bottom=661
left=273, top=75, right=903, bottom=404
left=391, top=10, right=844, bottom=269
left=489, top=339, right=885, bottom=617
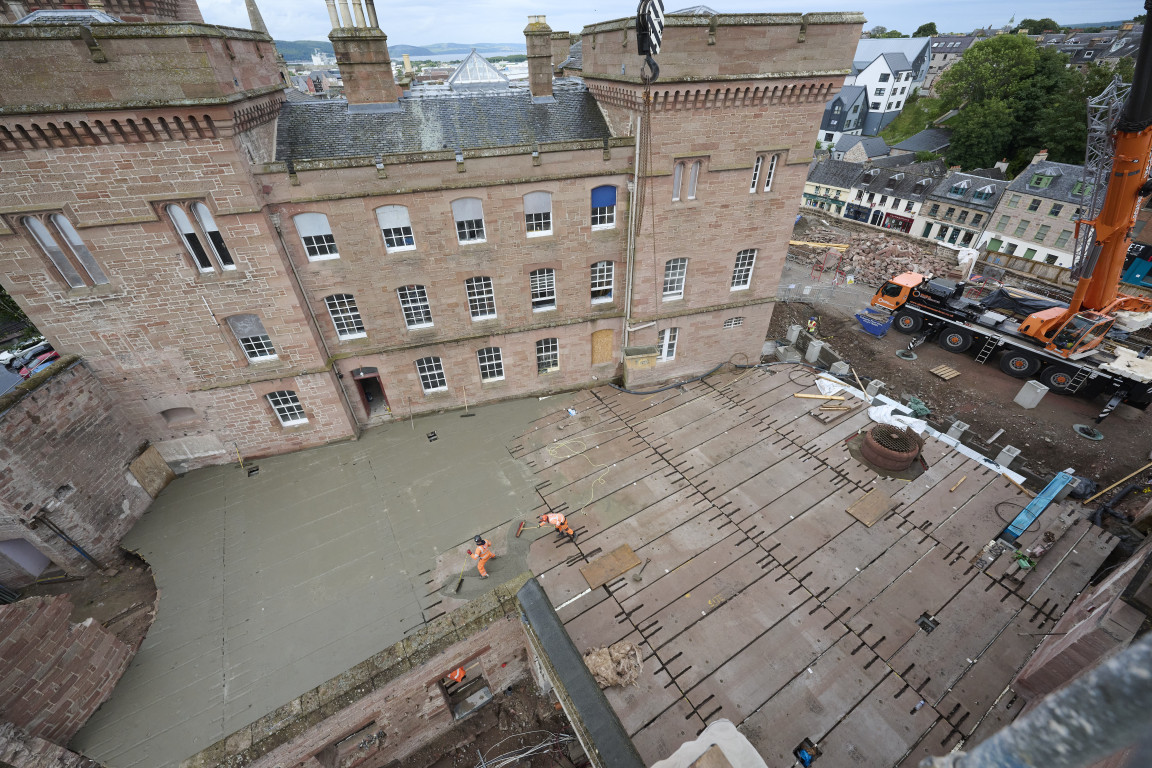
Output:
left=1032, top=149, right=1049, bottom=165
left=524, top=15, right=555, bottom=103
left=326, top=0, right=401, bottom=112
left=402, top=53, right=413, bottom=74
left=549, top=30, right=571, bottom=72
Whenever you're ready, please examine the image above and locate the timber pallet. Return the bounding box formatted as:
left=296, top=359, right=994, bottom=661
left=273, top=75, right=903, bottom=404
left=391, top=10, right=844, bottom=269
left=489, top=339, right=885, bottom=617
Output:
left=930, top=364, right=962, bottom=381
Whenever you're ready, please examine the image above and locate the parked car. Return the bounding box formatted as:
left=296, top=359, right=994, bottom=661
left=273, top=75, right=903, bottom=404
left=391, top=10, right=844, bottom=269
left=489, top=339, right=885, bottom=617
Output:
left=18, top=350, right=59, bottom=379
left=0, top=336, right=46, bottom=367
left=7, top=342, right=53, bottom=371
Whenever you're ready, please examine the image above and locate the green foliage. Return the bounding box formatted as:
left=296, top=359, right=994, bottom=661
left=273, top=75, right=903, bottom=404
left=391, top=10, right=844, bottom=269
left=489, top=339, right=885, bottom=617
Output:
left=879, top=94, right=948, bottom=145
left=915, top=151, right=942, bottom=162
left=0, top=284, right=29, bottom=326
left=936, top=35, right=1040, bottom=108
left=945, top=99, right=1015, bottom=169
left=881, top=30, right=907, bottom=38
left=490, top=54, right=527, bottom=63
left=1015, top=17, right=1062, bottom=33
left=913, top=23, right=938, bottom=38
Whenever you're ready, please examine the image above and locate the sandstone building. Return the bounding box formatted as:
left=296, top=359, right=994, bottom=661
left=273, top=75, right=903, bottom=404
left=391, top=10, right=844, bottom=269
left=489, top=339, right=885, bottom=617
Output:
left=0, top=1, right=864, bottom=473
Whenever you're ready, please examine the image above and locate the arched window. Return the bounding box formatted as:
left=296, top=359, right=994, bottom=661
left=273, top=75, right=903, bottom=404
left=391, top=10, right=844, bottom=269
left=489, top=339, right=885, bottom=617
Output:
left=590, top=261, right=614, bottom=303
left=324, top=293, right=366, bottom=340
left=524, top=191, right=552, bottom=236
left=672, top=162, right=684, bottom=201
left=657, top=327, right=679, bottom=361
left=397, top=285, right=433, bottom=329
left=731, top=249, right=756, bottom=290
left=662, top=258, right=687, bottom=300
left=687, top=161, right=701, bottom=200
left=465, top=276, right=496, bottom=320
left=591, top=186, right=616, bottom=228
left=225, top=314, right=277, bottom=361
left=191, top=203, right=234, bottom=268
left=451, top=198, right=486, bottom=243
left=376, top=205, right=415, bottom=251
left=25, top=216, right=109, bottom=288
left=266, top=390, right=307, bottom=426
left=476, top=347, right=504, bottom=381
left=167, top=204, right=212, bottom=272
left=415, top=356, right=447, bottom=393
left=763, top=154, right=779, bottom=193
left=293, top=213, right=338, bottom=260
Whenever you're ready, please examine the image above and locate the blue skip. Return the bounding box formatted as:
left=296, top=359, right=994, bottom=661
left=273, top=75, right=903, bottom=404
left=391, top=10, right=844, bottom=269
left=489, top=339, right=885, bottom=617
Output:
left=1002, top=472, right=1074, bottom=541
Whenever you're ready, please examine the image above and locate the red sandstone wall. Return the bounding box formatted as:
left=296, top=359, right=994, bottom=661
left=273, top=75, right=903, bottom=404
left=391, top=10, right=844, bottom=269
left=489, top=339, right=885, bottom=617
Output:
left=0, top=596, right=132, bottom=744
left=0, top=362, right=152, bottom=579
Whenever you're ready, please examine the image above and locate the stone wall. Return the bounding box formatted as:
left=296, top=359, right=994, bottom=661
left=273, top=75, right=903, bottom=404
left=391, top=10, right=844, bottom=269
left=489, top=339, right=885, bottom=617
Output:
left=0, top=596, right=132, bottom=744
left=181, top=574, right=535, bottom=768
left=0, top=721, right=102, bottom=768
left=0, top=361, right=152, bottom=582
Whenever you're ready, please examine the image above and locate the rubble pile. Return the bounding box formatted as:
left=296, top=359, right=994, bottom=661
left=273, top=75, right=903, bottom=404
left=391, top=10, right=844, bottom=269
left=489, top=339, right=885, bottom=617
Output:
left=792, top=222, right=958, bottom=286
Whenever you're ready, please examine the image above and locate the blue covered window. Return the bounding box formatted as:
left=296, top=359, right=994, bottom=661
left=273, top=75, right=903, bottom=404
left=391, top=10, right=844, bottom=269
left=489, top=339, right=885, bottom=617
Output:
left=591, top=186, right=616, bottom=228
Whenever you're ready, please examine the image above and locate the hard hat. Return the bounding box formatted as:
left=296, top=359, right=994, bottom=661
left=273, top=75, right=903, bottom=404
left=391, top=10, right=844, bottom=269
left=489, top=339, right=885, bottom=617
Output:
left=474, top=535, right=484, bottom=544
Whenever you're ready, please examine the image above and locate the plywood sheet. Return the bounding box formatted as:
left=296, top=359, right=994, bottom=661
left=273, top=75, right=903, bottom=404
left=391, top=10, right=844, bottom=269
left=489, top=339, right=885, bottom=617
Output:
left=129, top=444, right=175, bottom=498
left=580, top=543, right=641, bottom=589
left=846, top=488, right=896, bottom=527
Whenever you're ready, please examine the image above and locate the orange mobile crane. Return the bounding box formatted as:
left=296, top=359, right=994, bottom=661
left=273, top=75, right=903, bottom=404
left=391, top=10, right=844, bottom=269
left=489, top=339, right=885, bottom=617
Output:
left=870, top=9, right=1152, bottom=422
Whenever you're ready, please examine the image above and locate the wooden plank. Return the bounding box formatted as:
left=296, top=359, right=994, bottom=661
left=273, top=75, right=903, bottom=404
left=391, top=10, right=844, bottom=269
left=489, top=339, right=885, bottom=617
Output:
left=929, top=365, right=962, bottom=381
left=129, top=444, right=175, bottom=498
left=845, top=488, right=897, bottom=527
left=580, top=543, right=641, bottom=589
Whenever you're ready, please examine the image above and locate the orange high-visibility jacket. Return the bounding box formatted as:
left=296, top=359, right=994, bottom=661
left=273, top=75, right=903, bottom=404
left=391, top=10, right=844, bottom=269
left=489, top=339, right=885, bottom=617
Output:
left=448, top=667, right=466, bottom=683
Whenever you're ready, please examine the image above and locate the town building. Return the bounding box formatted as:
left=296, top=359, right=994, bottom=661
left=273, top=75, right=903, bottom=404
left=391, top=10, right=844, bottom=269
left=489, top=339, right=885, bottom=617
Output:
left=923, top=35, right=980, bottom=94
left=912, top=171, right=1010, bottom=247
left=802, top=158, right=862, bottom=215
left=842, top=161, right=947, bottom=232
left=832, top=134, right=889, bottom=162
left=0, top=1, right=864, bottom=474
left=976, top=151, right=1093, bottom=267
left=890, top=127, right=951, bottom=157
left=816, top=84, right=867, bottom=146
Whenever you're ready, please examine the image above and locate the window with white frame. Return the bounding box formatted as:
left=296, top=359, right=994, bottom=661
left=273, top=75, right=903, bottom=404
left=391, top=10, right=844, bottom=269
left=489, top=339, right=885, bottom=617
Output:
left=451, top=198, right=486, bottom=243
left=476, top=347, right=504, bottom=381
left=24, top=215, right=109, bottom=288
left=530, top=268, right=556, bottom=311
left=687, top=161, right=701, bottom=200
left=657, top=327, right=678, bottom=361
left=524, top=191, right=552, bottom=236
left=590, top=261, right=614, bottom=303
left=191, top=203, right=235, bottom=269
left=731, top=249, right=756, bottom=290
left=591, top=185, right=616, bottom=228
left=663, top=258, right=687, bottom=300
left=723, top=317, right=744, bottom=329
left=465, top=276, right=496, bottom=320
left=376, top=205, right=415, bottom=252
left=416, top=356, right=447, bottom=393
left=536, top=337, right=559, bottom=373
left=672, top=162, right=684, bottom=201
left=762, top=154, right=778, bottom=192
left=168, top=204, right=221, bottom=272
left=397, top=285, right=433, bottom=328
left=324, top=293, right=367, bottom=339
left=749, top=156, right=763, bottom=192
left=226, top=314, right=277, bottom=361
left=293, top=213, right=339, bottom=260
left=267, top=390, right=307, bottom=426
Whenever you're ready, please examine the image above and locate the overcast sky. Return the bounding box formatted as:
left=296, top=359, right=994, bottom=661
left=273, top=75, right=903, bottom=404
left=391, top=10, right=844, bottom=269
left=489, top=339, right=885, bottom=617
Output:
left=199, top=1, right=1143, bottom=44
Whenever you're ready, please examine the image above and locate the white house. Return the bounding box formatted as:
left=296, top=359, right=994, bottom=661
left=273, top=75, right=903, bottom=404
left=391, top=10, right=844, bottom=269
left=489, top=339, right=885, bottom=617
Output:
left=844, top=37, right=931, bottom=135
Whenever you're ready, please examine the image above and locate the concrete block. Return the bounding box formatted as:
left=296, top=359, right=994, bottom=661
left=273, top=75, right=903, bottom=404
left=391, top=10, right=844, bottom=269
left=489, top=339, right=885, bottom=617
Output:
left=865, top=379, right=885, bottom=398
left=830, top=361, right=850, bottom=376
left=946, top=421, right=969, bottom=440
left=804, top=340, right=824, bottom=364
left=786, top=325, right=802, bottom=344
left=1014, top=380, right=1049, bottom=409
left=995, top=445, right=1021, bottom=467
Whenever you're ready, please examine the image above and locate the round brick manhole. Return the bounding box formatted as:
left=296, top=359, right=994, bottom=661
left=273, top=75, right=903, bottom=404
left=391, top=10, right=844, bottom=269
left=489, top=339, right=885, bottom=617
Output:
left=860, top=424, right=923, bottom=471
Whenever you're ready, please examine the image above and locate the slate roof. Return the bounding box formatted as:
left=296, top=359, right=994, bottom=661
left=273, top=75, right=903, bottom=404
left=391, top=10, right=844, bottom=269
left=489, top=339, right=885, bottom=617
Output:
left=806, top=158, right=864, bottom=189
left=275, top=79, right=612, bottom=161
left=1005, top=160, right=1099, bottom=205
left=851, top=37, right=931, bottom=75
left=893, top=128, right=951, bottom=153
left=835, top=134, right=889, bottom=158
left=852, top=162, right=948, bottom=200
left=925, top=171, right=1011, bottom=211
left=880, top=52, right=912, bottom=72
left=930, top=35, right=979, bottom=55
left=559, top=39, right=583, bottom=71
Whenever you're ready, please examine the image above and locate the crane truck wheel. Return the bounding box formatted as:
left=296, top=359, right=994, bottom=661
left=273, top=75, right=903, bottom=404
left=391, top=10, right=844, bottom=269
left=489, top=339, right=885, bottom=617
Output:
left=893, top=311, right=922, bottom=334
left=937, top=328, right=973, bottom=353
left=999, top=350, right=1041, bottom=378
left=1040, top=365, right=1078, bottom=393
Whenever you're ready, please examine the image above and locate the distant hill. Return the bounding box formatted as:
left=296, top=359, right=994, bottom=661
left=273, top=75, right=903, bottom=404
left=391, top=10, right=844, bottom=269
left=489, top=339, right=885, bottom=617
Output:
left=274, top=40, right=525, bottom=62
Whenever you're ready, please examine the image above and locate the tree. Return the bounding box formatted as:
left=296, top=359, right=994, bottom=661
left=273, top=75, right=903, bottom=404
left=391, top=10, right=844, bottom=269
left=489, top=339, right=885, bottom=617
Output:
left=0, top=284, right=29, bottom=327
left=936, top=35, right=1040, bottom=108
left=881, top=30, right=907, bottom=38
left=914, top=22, right=938, bottom=38
left=1015, top=17, right=1062, bottom=33
left=869, top=25, right=887, bottom=37
left=946, top=99, right=1016, bottom=170
left=915, top=151, right=942, bottom=162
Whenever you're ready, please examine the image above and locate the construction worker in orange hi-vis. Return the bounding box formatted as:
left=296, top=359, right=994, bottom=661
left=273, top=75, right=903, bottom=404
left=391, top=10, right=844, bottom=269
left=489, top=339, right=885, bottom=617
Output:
left=468, top=535, right=495, bottom=579
left=539, top=512, right=576, bottom=541
left=448, top=666, right=466, bottom=683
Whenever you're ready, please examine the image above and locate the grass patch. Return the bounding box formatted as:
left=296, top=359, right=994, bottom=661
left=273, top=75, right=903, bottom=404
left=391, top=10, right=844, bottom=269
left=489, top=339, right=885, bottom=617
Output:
left=880, top=96, right=949, bottom=146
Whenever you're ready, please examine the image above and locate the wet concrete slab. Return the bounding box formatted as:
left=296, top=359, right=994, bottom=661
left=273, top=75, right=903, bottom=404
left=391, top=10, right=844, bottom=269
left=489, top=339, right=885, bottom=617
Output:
left=516, top=371, right=1107, bottom=768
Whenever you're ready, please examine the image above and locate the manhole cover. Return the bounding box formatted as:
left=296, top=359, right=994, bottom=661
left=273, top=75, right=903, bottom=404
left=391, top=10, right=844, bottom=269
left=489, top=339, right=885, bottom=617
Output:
left=896, top=350, right=917, bottom=360
left=1073, top=424, right=1104, bottom=441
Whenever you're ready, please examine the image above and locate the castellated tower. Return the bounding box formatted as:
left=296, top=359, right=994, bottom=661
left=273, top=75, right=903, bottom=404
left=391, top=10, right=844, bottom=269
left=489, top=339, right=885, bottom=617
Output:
left=579, top=12, right=864, bottom=361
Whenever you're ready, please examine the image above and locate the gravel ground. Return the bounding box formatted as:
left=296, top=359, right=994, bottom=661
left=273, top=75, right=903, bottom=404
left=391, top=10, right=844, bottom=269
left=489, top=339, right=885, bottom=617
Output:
left=769, top=260, right=1152, bottom=491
